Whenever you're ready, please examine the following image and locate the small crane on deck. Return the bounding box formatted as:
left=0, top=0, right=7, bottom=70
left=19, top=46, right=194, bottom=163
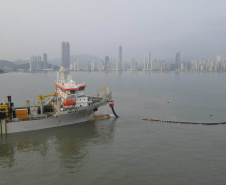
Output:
left=97, top=85, right=107, bottom=94
left=38, top=92, right=59, bottom=101
left=37, top=92, right=59, bottom=115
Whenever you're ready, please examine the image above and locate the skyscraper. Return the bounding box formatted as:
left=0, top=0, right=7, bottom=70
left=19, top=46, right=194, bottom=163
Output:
left=130, top=58, right=137, bottom=71
left=76, top=59, right=80, bottom=71
left=30, top=55, right=42, bottom=71
left=185, top=56, right=188, bottom=71
left=104, top=56, right=110, bottom=70
left=62, top=42, right=70, bottom=69
left=43, top=53, right=48, bottom=69
left=87, top=60, right=91, bottom=71
left=217, top=55, right=221, bottom=63
left=143, top=55, right=147, bottom=70
left=118, top=45, right=122, bottom=70
left=176, top=51, right=180, bottom=69
left=148, top=51, right=151, bottom=70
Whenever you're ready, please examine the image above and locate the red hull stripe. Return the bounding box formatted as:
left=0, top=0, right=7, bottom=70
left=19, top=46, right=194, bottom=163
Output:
left=54, top=83, right=86, bottom=91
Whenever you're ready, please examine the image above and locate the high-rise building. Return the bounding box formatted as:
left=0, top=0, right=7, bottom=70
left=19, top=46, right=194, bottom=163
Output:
left=76, top=59, right=80, bottom=71
left=87, top=60, right=91, bottom=71
left=148, top=51, right=151, bottom=69
left=217, top=55, right=221, bottom=63
left=62, top=42, right=70, bottom=69
left=30, top=55, right=42, bottom=71
left=130, top=58, right=137, bottom=71
left=185, top=56, right=188, bottom=71
left=43, top=53, right=48, bottom=69
left=104, top=56, right=110, bottom=70
left=118, top=45, right=122, bottom=70
left=143, top=55, right=147, bottom=70
left=98, top=61, right=104, bottom=71
left=217, top=55, right=221, bottom=71
left=176, top=52, right=180, bottom=69
left=91, top=60, right=95, bottom=71
left=223, top=58, right=226, bottom=72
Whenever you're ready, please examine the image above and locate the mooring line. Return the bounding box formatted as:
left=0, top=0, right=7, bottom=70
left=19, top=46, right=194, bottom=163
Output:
left=142, top=118, right=226, bottom=125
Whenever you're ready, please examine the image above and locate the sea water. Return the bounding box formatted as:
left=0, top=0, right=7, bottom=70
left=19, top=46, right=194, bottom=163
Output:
left=0, top=71, right=226, bottom=185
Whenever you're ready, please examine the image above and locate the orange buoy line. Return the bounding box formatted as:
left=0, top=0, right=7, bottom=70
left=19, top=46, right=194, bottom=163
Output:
left=142, top=118, right=226, bottom=125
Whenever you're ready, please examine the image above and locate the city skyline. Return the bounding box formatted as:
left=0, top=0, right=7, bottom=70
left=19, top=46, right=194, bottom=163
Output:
left=1, top=40, right=225, bottom=64
left=1, top=0, right=226, bottom=62
left=1, top=50, right=226, bottom=73
left=4, top=41, right=226, bottom=66
left=3, top=40, right=226, bottom=72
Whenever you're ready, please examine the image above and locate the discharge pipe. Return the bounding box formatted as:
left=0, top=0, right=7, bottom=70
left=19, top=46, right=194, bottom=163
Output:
left=109, top=104, right=119, bottom=118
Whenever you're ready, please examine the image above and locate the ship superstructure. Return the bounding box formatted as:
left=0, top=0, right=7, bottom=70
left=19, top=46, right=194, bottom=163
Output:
left=0, top=68, right=115, bottom=134
left=55, top=68, right=88, bottom=108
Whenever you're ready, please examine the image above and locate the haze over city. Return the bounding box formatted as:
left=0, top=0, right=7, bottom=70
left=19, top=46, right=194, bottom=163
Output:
left=1, top=0, right=226, bottom=62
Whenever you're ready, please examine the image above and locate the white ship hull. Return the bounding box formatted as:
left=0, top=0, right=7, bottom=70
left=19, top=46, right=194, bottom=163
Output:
left=1, top=109, right=94, bottom=134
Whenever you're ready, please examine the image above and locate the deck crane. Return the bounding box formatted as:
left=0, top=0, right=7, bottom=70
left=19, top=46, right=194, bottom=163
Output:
left=97, top=85, right=107, bottom=94
left=38, top=92, right=59, bottom=101
left=38, top=92, right=59, bottom=115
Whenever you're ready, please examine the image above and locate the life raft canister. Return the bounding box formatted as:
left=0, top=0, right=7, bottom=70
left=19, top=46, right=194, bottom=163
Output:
left=63, top=100, right=76, bottom=106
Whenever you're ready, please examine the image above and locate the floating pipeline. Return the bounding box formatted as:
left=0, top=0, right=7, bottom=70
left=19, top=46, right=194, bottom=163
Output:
left=142, top=118, right=226, bottom=126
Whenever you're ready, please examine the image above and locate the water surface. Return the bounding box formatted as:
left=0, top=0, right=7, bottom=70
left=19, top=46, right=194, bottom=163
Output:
left=0, top=71, right=226, bottom=185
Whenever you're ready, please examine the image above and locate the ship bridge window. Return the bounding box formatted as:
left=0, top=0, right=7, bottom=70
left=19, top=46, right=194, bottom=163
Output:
left=70, top=90, right=76, bottom=94
left=78, top=87, right=85, bottom=91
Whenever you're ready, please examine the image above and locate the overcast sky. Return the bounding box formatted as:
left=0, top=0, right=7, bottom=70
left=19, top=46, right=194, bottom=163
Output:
left=1, top=0, right=226, bottom=62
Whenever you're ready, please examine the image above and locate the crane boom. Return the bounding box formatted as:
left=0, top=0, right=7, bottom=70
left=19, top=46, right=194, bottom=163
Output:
left=97, top=85, right=107, bottom=94
left=38, top=92, right=58, bottom=101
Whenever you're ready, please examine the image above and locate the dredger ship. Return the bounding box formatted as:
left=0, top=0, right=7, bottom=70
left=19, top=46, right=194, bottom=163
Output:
left=0, top=68, right=117, bottom=135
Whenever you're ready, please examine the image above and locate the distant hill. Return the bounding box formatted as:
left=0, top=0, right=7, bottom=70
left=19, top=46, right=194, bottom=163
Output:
left=12, top=59, right=29, bottom=65
left=0, top=60, right=17, bottom=69
left=1, top=54, right=102, bottom=71
left=0, top=59, right=59, bottom=71
left=13, top=63, right=30, bottom=71
left=48, top=54, right=103, bottom=69
left=0, top=69, right=4, bottom=73
left=14, top=63, right=60, bottom=71
left=46, top=63, right=60, bottom=70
